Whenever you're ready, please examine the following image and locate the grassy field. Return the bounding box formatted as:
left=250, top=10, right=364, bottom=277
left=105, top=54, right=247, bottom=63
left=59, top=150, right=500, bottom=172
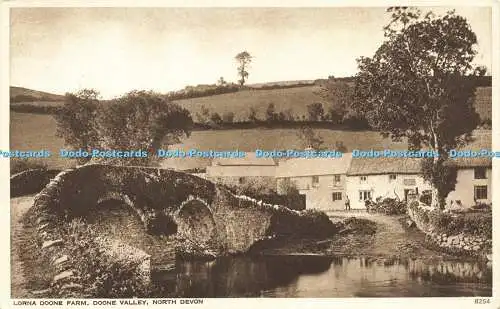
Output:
left=175, top=85, right=326, bottom=122
left=10, top=112, right=492, bottom=171
left=10, top=85, right=492, bottom=124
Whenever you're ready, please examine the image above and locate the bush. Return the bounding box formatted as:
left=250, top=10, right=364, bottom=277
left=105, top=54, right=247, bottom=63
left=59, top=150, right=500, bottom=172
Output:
left=11, top=158, right=48, bottom=174
left=271, top=209, right=335, bottom=238
left=419, top=191, right=432, bottom=206
left=60, top=220, right=155, bottom=298
left=10, top=168, right=61, bottom=197
left=430, top=211, right=492, bottom=238
left=366, top=197, right=406, bottom=215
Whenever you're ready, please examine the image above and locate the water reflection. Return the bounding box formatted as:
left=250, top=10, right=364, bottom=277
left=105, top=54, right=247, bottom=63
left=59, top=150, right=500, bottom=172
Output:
left=152, top=255, right=492, bottom=297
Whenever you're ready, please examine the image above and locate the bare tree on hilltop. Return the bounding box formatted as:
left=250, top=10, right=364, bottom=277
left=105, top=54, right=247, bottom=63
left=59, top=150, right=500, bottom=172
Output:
left=235, top=51, right=252, bottom=86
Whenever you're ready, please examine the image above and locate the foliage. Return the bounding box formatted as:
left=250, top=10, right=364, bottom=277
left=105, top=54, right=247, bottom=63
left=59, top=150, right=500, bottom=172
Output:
left=55, top=220, right=155, bottom=297
left=248, top=107, right=259, bottom=123
left=429, top=210, right=492, bottom=238
left=419, top=190, right=432, bottom=206
left=265, top=103, right=278, bottom=122
left=10, top=167, right=61, bottom=198
left=278, top=178, right=300, bottom=196
left=210, top=112, right=223, bottom=126
left=306, top=103, right=325, bottom=121
left=271, top=209, right=336, bottom=238
left=10, top=158, right=48, bottom=174
left=366, top=197, right=406, bottom=215
left=296, top=126, right=325, bottom=150
left=408, top=200, right=491, bottom=238
left=10, top=104, right=60, bottom=114
left=421, top=158, right=457, bottom=208
left=353, top=8, right=482, bottom=208
left=195, top=105, right=211, bottom=124
left=235, top=51, right=252, bottom=86
left=222, top=111, right=235, bottom=123
left=341, top=217, right=377, bottom=235
left=55, top=90, right=193, bottom=166
left=318, top=78, right=353, bottom=124
left=167, top=83, right=240, bottom=101
left=54, top=89, right=100, bottom=164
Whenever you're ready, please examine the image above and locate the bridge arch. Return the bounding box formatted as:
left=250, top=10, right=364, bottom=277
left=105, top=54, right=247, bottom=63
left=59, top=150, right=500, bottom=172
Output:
left=175, top=198, right=218, bottom=251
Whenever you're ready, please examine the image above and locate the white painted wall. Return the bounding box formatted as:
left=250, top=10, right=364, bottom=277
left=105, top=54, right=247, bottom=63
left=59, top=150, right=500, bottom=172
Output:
left=277, top=174, right=347, bottom=211
left=346, top=173, right=432, bottom=209
left=446, top=168, right=492, bottom=207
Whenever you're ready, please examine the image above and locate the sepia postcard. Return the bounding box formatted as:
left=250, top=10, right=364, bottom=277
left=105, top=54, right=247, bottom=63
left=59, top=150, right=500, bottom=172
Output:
left=1, top=1, right=499, bottom=308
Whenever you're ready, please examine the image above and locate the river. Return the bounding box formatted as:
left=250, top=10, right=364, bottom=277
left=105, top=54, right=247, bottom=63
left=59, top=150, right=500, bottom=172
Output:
left=152, top=255, right=492, bottom=297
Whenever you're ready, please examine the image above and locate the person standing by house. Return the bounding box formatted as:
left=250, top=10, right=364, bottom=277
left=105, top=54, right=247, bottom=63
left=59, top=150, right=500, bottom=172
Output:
left=345, top=195, right=351, bottom=211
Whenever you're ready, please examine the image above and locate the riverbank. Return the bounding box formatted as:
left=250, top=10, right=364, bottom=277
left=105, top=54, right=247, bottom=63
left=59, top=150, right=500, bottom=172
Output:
left=252, top=211, right=480, bottom=263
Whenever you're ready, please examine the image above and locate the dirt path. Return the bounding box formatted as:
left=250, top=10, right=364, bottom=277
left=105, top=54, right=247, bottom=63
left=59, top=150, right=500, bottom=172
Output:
left=327, top=211, right=450, bottom=259
left=10, top=195, right=35, bottom=298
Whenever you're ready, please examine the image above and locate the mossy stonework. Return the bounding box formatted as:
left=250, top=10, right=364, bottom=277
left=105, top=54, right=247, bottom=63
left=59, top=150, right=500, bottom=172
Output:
left=30, top=163, right=335, bottom=287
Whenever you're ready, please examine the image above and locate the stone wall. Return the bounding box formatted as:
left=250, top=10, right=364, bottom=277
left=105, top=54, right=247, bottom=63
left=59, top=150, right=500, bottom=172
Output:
left=31, top=163, right=334, bottom=259
left=407, top=199, right=492, bottom=262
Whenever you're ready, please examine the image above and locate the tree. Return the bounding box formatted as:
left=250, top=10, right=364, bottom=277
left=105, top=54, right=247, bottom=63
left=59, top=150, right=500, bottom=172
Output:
left=210, top=112, right=223, bottom=125
left=195, top=105, right=211, bottom=124
left=235, top=51, right=252, bottom=86
left=248, top=107, right=259, bottom=123
left=318, top=79, right=354, bottom=124
left=217, top=77, right=227, bottom=86
left=278, top=178, right=300, bottom=196
left=353, top=8, right=482, bottom=209
left=55, top=89, right=100, bottom=164
left=55, top=89, right=193, bottom=166
left=266, top=103, right=277, bottom=123
left=222, top=111, right=235, bottom=124
left=306, top=103, right=325, bottom=121
left=297, top=126, right=325, bottom=150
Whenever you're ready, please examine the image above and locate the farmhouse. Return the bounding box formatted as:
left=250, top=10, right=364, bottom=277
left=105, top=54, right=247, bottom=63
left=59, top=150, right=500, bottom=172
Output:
left=205, top=152, right=277, bottom=190
left=345, top=157, right=431, bottom=209
left=275, top=154, right=352, bottom=211
left=445, top=156, right=492, bottom=207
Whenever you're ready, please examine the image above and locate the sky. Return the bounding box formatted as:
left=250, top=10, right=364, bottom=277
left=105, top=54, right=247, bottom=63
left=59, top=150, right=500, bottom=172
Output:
left=10, top=7, right=492, bottom=99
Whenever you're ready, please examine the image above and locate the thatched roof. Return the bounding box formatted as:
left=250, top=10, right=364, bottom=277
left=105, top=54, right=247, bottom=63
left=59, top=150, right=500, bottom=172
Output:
left=276, top=153, right=352, bottom=177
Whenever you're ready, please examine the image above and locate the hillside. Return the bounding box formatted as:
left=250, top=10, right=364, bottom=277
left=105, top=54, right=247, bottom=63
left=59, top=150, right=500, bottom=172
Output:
left=10, top=86, right=65, bottom=103
left=176, top=85, right=326, bottom=122
left=10, top=76, right=492, bottom=122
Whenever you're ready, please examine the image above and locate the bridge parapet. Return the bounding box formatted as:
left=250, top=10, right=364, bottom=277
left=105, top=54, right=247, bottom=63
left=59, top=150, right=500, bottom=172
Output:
left=31, top=163, right=335, bottom=258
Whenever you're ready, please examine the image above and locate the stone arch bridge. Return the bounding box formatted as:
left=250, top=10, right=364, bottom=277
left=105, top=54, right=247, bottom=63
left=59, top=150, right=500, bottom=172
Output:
left=32, top=164, right=332, bottom=257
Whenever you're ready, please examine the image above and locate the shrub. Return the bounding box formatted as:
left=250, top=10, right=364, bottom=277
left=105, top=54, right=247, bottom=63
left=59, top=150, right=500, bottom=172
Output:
left=430, top=211, right=492, bottom=238
left=60, top=220, right=155, bottom=298
left=276, top=209, right=335, bottom=238
left=366, top=197, right=406, bottom=215
left=11, top=158, right=48, bottom=174
left=419, top=190, right=432, bottom=206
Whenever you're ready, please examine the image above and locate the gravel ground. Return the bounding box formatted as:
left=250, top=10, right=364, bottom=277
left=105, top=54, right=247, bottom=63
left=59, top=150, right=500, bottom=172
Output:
left=10, top=195, right=36, bottom=298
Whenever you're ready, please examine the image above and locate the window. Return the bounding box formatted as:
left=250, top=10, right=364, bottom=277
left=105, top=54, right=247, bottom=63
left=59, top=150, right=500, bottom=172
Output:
left=334, top=175, right=341, bottom=186
left=312, top=176, right=319, bottom=187
left=474, top=185, right=488, bottom=200
left=389, top=174, right=397, bottom=181
left=403, top=178, right=416, bottom=186
left=359, top=190, right=372, bottom=201
left=332, top=192, right=342, bottom=201
left=360, top=176, right=367, bottom=183
left=474, top=167, right=486, bottom=179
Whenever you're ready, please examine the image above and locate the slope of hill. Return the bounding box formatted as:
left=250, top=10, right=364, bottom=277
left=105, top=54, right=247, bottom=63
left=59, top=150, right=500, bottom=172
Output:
left=10, top=86, right=65, bottom=103
left=10, top=75, right=492, bottom=122
left=176, top=85, right=327, bottom=122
